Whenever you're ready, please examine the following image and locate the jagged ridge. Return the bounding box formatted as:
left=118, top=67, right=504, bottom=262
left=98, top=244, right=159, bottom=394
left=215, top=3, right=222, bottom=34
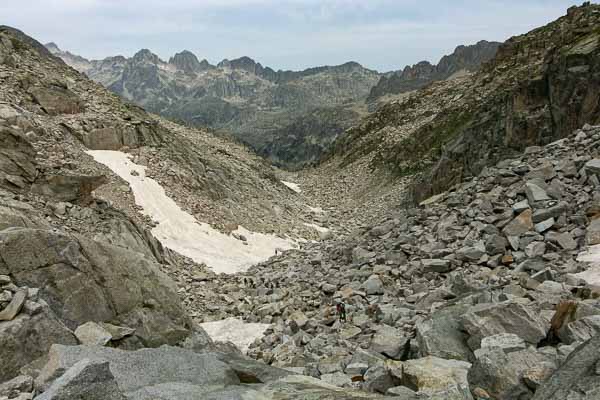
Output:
left=367, top=40, right=501, bottom=102
left=326, top=3, right=600, bottom=206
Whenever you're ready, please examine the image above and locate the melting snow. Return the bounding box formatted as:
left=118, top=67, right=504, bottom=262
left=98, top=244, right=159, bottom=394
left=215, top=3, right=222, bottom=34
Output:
left=281, top=180, right=301, bottom=193
left=87, top=150, right=296, bottom=274
left=575, top=244, right=600, bottom=285
left=303, top=222, right=330, bottom=234
left=200, top=318, right=269, bottom=353
left=576, top=244, right=600, bottom=263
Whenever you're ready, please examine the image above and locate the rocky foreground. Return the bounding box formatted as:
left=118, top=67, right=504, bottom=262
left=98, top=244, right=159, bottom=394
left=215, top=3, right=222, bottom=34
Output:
left=192, top=124, right=600, bottom=399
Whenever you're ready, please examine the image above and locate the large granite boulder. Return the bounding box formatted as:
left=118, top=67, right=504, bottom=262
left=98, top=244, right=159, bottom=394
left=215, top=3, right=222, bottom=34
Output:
left=468, top=347, right=555, bottom=400
left=401, top=356, right=472, bottom=399
left=81, top=126, right=136, bottom=151
left=363, top=364, right=401, bottom=394
left=586, top=218, right=600, bottom=245
left=370, top=325, right=410, bottom=360
left=416, top=304, right=473, bottom=362
left=35, top=345, right=240, bottom=397
left=461, top=301, right=549, bottom=349
left=558, top=315, right=600, bottom=344
left=31, top=174, right=107, bottom=204
left=260, top=374, right=399, bottom=399
left=214, top=351, right=296, bottom=383
left=0, top=199, right=49, bottom=231
left=35, top=359, right=126, bottom=400
left=0, top=228, right=192, bottom=346
left=33, top=345, right=394, bottom=400
left=532, top=335, right=600, bottom=400
left=0, top=304, right=77, bottom=381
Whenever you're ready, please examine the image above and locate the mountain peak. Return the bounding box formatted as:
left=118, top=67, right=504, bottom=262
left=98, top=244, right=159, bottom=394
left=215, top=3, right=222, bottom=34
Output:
left=45, top=42, right=60, bottom=52
left=169, top=50, right=202, bottom=73
left=339, top=61, right=361, bottom=68
left=132, top=49, right=161, bottom=64
left=218, top=56, right=259, bottom=71
left=199, top=59, right=213, bottom=70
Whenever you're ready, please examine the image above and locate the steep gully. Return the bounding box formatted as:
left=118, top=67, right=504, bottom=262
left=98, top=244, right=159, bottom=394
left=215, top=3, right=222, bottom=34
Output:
left=87, top=149, right=329, bottom=349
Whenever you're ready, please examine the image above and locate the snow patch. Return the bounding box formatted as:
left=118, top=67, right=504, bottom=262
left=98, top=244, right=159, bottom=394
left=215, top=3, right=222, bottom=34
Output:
left=200, top=318, right=269, bottom=353
left=304, top=222, right=330, bottom=234
left=574, top=266, right=600, bottom=286
left=87, top=150, right=295, bottom=274
left=307, top=205, right=324, bottom=213
left=281, top=180, right=301, bottom=193
left=575, top=244, right=600, bottom=285
left=576, top=244, right=600, bottom=263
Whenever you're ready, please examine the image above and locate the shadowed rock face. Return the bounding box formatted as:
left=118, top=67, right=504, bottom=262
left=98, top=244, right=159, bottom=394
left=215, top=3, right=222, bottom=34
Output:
left=0, top=124, right=37, bottom=191
left=326, top=3, right=600, bottom=205
left=532, top=335, right=600, bottom=400
left=32, top=174, right=107, bottom=204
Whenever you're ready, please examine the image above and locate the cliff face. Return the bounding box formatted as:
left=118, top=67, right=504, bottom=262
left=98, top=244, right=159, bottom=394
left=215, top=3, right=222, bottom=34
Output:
left=325, top=4, right=600, bottom=204
left=367, top=40, right=501, bottom=102
left=46, top=44, right=380, bottom=170
left=417, top=4, right=600, bottom=202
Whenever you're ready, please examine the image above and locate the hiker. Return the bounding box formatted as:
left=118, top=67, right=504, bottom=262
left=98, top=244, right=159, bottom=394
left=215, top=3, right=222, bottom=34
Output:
left=336, top=301, right=347, bottom=322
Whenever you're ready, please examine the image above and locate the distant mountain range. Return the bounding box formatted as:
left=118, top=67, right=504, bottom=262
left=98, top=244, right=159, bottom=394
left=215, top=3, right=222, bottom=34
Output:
left=367, top=40, right=501, bottom=102
left=47, top=40, right=499, bottom=169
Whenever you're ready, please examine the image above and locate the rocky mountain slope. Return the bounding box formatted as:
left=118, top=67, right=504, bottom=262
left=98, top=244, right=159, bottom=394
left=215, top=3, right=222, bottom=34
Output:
left=47, top=43, right=380, bottom=169
left=367, top=40, right=501, bottom=103
left=0, top=24, right=384, bottom=399
left=310, top=3, right=600, bottom=226
left=2, top=4, right=600, bottom=400
left=198, top=122, right=600, bottom=399
left=7, top=29, right=329, bottom=241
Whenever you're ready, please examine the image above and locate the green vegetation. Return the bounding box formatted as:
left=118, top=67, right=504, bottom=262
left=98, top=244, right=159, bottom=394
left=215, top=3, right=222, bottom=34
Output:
left=377, top=110, right=473, bottom=178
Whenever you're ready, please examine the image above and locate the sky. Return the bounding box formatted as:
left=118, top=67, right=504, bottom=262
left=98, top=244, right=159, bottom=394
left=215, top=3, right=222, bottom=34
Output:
left=0, top=0, right=592, bottom=72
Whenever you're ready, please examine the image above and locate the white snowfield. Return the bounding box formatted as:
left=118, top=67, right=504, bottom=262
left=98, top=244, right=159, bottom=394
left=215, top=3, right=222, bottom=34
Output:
left=87, top=150, right=296, bottom=274
left=200, top=318, right=269, bottom=353
left=303, top=222, right=330, bottom=234
left=575, top=244, right=600, bottom=285
left=281, top=180, right=301, bottom=193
